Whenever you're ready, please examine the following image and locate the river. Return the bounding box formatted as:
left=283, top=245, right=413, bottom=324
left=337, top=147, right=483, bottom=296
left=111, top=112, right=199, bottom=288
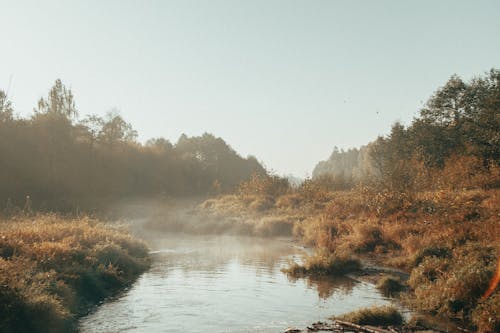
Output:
left=79, top=233, right=394, bottom=333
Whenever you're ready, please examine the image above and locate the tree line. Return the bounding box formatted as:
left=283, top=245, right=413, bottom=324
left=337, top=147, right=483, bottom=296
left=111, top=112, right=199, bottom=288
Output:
left=313, top=69, right=500, bottom=192
left=0, top=80, right=265, bottom=211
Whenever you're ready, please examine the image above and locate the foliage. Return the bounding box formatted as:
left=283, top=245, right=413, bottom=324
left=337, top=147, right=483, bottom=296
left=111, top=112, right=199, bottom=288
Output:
left=312, top=69, right=500, bottom=190
left=196, top=69, right=500, bottom=331
left=238, top=173, right=290, bottom=197
left=282, top=250, right=361, bottom=276
left=334, top=305, right=404, bottom=326
left=0, top=80, right=266, bottom=211
left=408, top=243, right=498, bottom=331
left=0, top=214, right=150, bottom=333
left=376, top=276, right=405, bottom=296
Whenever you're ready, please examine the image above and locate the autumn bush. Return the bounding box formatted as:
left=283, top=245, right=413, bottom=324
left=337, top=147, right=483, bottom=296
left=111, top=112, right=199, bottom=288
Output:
left=282, top=249, right=361, bottom=277
left=376, top=276, right=405, bottom=297
left=334, top=305, right=404, bottom=326
left=407, top=242, right=498, bottom=332
left=0, top=214, right=150, bottom=333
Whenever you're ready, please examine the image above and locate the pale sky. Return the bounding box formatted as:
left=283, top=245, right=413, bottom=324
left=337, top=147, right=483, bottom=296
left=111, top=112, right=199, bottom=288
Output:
left=1, top=0, right=499, bottom=176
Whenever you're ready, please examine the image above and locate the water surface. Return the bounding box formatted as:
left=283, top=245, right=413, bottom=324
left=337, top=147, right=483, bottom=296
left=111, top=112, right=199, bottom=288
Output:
left=80, top=234, right=392, bottom=332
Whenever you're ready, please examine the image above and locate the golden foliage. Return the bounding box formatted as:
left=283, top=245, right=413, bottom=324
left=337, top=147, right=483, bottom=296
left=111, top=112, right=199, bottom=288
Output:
left=0, top=214, right=150, bottom=333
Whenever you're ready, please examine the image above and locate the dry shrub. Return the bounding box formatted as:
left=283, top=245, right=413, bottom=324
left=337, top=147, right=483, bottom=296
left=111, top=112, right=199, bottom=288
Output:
left=335, top=305, right=404, bottom=326
left=298, top=179, right=337, bottom=204
left=0, top=214, right=150, bottom=333
left=275, top=194, right=302, bottom=210
left=248, top=195, right=274, bottom=212
left=472, top=291, right=499, bottom=333
left=408, top=242, right=497, bottom=330
left=376, top=276, right=405, bottom=296
left=292, top=215, right=337, bottom=248
left=254, top=216, right=294, bottom=237
left=435, top=155, right=500, bottom=190
left=0, top=258, right=72, bottom=333
left=283, top=249, right=361, bottom=277
left=199, top=195, right=246, bottom=215
left=349, top=224, right=400, bottom=254
left=238, top=173, right=290, bottom=197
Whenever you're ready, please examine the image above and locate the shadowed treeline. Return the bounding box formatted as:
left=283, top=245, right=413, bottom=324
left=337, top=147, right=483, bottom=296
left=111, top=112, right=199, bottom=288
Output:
left=0, top=80, right=265, bottom=212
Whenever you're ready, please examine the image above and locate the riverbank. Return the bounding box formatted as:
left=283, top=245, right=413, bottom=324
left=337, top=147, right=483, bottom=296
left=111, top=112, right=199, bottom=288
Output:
left=0, top=214, right=151, bottom=333
left=197, top=185, right=499, bottom=332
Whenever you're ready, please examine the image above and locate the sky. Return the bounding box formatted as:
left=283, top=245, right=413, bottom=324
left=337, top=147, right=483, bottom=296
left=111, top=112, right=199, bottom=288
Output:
left=1, top=0, right=499, bottom=177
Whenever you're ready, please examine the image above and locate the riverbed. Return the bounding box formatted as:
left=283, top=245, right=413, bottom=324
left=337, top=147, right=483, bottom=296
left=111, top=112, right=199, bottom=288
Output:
left=79, top=234, right=393, bottom=332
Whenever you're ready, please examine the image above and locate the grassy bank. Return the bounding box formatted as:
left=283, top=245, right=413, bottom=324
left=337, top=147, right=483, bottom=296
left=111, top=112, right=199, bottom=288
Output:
left=198, top=175, right=499, bottom=332
left=0, top=214, right=150, bottom=333
left=334, top=305, right=404, bottom=326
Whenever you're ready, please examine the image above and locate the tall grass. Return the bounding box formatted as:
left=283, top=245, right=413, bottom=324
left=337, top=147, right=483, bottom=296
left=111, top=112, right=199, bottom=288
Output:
left=282, top=250, right=361, bottom=277
left=334, top=305, right=404, bottom=326
left=0, top=214, right=150, bottom=333
left=198, top=167, right=499, bottom=331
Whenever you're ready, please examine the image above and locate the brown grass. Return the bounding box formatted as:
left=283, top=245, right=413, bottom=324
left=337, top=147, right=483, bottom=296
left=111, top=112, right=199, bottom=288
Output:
left=282, top=250, right=361, bottom=276
left=0, top=214, right=150, bottom=333
left=198, top=175, right=499, bottom=331
left=333, top=305, right=404, bottom=326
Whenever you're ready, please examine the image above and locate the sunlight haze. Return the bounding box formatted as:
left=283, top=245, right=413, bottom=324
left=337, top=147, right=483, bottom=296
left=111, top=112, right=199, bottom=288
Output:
left=1, top=0, right=499, bottom=176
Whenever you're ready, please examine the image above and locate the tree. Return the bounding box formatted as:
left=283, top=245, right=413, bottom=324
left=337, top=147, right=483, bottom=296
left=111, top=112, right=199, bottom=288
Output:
left=0, top=90, right=13, bottom=122
left=98, top=110, right=138, bottom=144
left=34, top=79, right=78, bottom=120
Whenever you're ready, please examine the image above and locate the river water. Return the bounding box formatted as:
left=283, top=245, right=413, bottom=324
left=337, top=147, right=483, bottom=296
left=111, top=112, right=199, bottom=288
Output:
left=79, top=234, right=393, bottom=333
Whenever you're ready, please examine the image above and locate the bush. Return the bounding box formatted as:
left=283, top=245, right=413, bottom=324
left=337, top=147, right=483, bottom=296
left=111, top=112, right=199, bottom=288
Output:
left=335, top=305, right=404, bottom=326
left=0, top=214, right=150, bottom=333
left=412, top=246, right=451, bottom=267
left=282, top=250, right=361, bottom=277
left=408, top=243, right=496, bottom=329
left=376, top=276, right=405, bottom=296
left=254, top=216, right=294, bottom=237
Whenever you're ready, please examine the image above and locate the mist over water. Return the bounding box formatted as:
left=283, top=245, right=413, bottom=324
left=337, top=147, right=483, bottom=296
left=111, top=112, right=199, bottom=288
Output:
left=79, top=233, right=392, bottom=333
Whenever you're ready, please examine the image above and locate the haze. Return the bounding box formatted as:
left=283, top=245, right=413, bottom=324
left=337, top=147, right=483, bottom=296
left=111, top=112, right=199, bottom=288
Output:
left=1, top=0, right=499, bottom=176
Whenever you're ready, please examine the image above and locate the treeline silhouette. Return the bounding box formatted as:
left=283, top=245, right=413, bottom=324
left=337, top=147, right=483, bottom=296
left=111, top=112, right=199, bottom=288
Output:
left=0, top=80, right=265, bottom=211
left=313, top=69, right=500, bottom=191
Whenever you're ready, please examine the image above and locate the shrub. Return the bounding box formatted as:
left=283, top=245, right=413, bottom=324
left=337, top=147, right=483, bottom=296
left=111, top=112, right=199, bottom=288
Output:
left=412, top=246, right=451, bottom=267
left=0, top=214, right=150, bottom=332
left=334, top=305, right=404, bottom=326
left=254, top=216, right=294, bottom=237
left=408, top=243, right=496, bottom=329
left=282, top=250, right=361, bottom=277
left=376, top=276, right=405, bottom=296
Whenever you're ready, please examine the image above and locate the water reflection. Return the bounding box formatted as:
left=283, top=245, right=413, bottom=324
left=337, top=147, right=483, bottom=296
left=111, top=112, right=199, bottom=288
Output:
left=286, top=275, right=356, bottom=299
left=80, top=234, right=391, bottom=333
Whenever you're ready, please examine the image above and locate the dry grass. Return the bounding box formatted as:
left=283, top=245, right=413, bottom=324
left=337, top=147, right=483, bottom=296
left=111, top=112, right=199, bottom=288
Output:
left=0, top=214, right=150, bottom=333
left=334, top=305, right=404, bottom=326
left=376, top=276, right=405, bottom=296
left=198, top=176, right=499, bottom=331
left=282, top=250, right=361, bottom=276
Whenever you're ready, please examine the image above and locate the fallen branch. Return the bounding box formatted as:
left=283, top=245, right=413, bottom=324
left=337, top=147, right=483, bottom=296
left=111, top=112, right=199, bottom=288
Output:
left=334, top=320, right=393, bottom=333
